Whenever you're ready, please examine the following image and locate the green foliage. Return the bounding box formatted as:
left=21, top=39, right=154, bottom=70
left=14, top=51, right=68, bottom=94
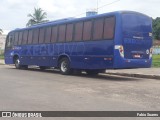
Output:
left=26, top=8, right=49, bottom=27
left=153, top=17, right=160, bottom=40
left=152, top=54, right=160, bottom=67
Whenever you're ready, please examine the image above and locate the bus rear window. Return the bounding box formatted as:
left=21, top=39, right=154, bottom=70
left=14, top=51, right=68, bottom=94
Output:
left=122, top=13, right=152, bottom=32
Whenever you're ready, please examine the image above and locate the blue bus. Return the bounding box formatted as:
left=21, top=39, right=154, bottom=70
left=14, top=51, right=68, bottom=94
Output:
left=4, top=11, right=153, bottom=75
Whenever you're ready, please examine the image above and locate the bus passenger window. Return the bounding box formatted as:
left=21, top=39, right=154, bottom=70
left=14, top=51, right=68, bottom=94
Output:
left=74, top=22, right=83, bottom=41
left=18, top=32, right=23, bottom=45
left=45, top=27, right=52, bottom=43
left=14, top=32, right=19, bottom=45
left=93, top=18, right=104, bottom=40
left=27, top=30, right=33, bottom=44
left=6, top=34, right=14, bottom=48
left=39, top=28, right=45, bottom=44
left=22, top=30, right=28, bottom=45
left=33, top=29, right=39, bottom=44
left=66, top=24, right=73, bottom=42
left=51, top=26, right=58, bottom=43
left=58, top=25, right=66, bottom=42
left=83, top=21, right=92, bottom=41
left=103, top=17, right=115, bottom=39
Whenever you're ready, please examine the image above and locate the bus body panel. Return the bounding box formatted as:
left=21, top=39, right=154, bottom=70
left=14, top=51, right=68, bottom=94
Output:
left=113, top=12, right=152, bottom=69
left=4, top=11, right=153, bottom=71
left=6, top=39, right=114, bottom=69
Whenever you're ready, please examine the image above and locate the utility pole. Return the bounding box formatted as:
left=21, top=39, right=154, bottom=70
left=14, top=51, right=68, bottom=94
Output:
left=97, top=0, right=99, bottom=13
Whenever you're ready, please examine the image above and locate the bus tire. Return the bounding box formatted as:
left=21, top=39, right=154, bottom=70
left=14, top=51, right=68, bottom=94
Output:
left=14, top=57, right=22, bottom=69
left=86, top=70, right=99, bottom=75
left=59, top=57, right=72, bottom=75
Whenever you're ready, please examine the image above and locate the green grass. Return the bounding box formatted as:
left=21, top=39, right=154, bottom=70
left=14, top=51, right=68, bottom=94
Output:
left=152, top=54, right=160, bottom=67
left=0, top=55, right=4, bottom=59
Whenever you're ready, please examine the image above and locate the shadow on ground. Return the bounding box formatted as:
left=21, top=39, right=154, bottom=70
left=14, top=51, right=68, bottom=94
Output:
left=7, top=66, right=141, bottom=82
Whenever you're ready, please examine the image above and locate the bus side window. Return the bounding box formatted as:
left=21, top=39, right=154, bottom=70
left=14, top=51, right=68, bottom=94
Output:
left=6, top=34, right=14, bottom=48
left=66, top=24, right=73, bottom=42
left=45, top=27, right=52, bottom=43
left=33, top=29, right=39, bottom=44
left=74, top=22, right=83, bottom=41
left=58, top=25, right=66, bottom=42
left=39, top=28, right=45, bottom=44
left=18, top=32, right=23, bottom=45
left=14, top=32, right=19, bottom=45
left=22, top=30, right=28, bottom=45
left=28, top=30, right=33, bottom=44
left=103, top=16, right=115, bottom=39
left=51, top=26, right=58, bottom=43
left=93, top=18, right=104, bottom=40
left=83, top=21, right=92, bottom=41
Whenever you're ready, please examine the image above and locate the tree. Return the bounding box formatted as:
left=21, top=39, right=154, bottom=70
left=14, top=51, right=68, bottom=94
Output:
left=153, top=17, right=160, bottom=40
left=0, top=29, right=3, bottom=35
left=26, top=8, right=49, bottom=27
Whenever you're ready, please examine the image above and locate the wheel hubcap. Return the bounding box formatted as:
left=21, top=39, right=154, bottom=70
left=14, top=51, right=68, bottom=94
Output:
left=15, top=59, right=20, bottom=68
left=61, top=61, right=68, bottom=72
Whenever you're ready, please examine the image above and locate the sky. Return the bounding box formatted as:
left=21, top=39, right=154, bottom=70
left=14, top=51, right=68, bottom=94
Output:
left=0, top=0, right=159, bottom=34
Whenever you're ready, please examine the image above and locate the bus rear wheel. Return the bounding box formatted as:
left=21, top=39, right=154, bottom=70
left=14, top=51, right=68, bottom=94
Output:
left=59, top=58, right=72, bottom=75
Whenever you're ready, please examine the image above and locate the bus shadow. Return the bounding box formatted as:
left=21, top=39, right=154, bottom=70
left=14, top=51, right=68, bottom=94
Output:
left=74, top=73, right=141, bottom=81
left=11, top=66, right=141, bottom=82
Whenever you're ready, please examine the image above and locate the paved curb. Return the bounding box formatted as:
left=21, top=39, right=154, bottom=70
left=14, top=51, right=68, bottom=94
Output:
left=105, top=72, right=160, bottom=80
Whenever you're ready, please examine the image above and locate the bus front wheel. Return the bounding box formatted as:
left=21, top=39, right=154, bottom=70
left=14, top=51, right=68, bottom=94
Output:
left=14, top=57, right=22, bottom=69
left=14, top=57, right=28, bottom=69
left=59, top=58, right=72, bottom=75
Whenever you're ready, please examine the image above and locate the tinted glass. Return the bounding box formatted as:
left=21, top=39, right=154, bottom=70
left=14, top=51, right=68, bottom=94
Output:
left=18, top=32, right=23, bottom=45
left=39, top=28, right=45, bottom=44
left=93, top=18, right=104, bottom=40
left=45, top=27, right=52, bottom=43
left=22, top=30, right=28, bottom=45
left=33, top=29, right=39, bottom=44
left=122, top=14, right=151, bottom=32
left=14, top=32, right=19, bottom=45
left=74, top=22, right=83, bottom=41
left=66, top=24, right=73, bottom=42
left=6, top=33, right=14, bottom=48
left=83, top=21, right=92, bottom=41
left=58, top=25, right=66, bottom=42
left=104, top=16, right=115, bottom=39
left=28, top=30, right=33, bottom=44
left=51, top=26, right=58, bottom=43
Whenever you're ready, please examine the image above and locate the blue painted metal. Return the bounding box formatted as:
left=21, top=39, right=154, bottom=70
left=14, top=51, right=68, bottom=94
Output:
left=4, top=11, right=153, bottom=70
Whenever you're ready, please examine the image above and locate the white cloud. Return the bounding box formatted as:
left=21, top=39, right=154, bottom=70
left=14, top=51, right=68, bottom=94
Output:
left=0, top=0, right=160, bottom=31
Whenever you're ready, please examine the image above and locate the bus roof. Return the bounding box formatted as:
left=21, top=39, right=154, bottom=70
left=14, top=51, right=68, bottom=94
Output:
left=9, top=11, right=150, bottom=34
